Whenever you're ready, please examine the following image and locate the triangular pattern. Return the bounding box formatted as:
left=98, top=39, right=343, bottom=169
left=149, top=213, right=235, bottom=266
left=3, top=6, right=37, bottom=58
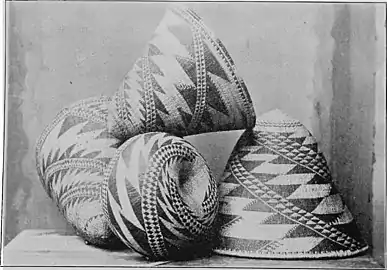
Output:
left=205, top=74, right=230, bottom=117
left=213, top=109, right=368, bottom=259
left=107, top=5, right=255, bottom=141
left=35, top=96, right=122, bottom=248
left=57, top=116, right=87, bottom=138
left=77, top=121, right=105, bottom=135
left=102, top=132, right=218, bottom=260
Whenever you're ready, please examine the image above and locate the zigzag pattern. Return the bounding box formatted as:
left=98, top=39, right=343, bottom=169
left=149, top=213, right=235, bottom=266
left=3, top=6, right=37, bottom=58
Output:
left=58, top=181, right=101, bottom=211
left=35, top=96, right=121, bottom=247
left=102, top=132, right=218, bottom=260
left=255, top=131, right=331, bottom=179
left=230, top=156, right=362, bottom=251
left=157, top=164, right=197, bottom=250
left=108, top=5, right=255, bottom=140
left=214, top=110, right=368, bottom=259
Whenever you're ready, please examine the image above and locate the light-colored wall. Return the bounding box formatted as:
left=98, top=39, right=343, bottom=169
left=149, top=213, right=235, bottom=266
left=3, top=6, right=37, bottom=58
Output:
left=5, top=2, right=385, bottom=264
left=372, top=5, right=386, bottom=266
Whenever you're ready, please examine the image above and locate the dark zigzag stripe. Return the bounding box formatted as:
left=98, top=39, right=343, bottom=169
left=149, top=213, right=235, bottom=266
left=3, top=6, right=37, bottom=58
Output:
left=142, top=132, right=156, bottom=145
left=238, top=159, right=266, bottom=173
left=226, top=185, right=257, bottom=199
left=59, top=144, right=76, bottom=160
left=152, top=88, right=168, bottom=114
left=196, top=109, right=214, bottom=132
left=156, top=169, right=185, bottom=227
left=154, top=112, right=167, bottom=130
left=219, top=236, right=271, bottom=252
left=118, top=211, right=152, bottom=256
left=206, top=73, right=229, bottom=116
left=57, top=115, right=87, bottom=138
left=261, top=213, right=297, bottom=225
left=249, top=172, right=278, bottom=184
left=95, top=130, right=116, bottom=140
left=148, top=43, right=163, bottom=56
left=174, top=56, right=196, bottom=86
left=70, top=149, right=86, bottom=159
left=217, top=212, right=241, bottom=227
left=160, top=138, right=173, bottom=148
left=125, top=177, right=146, bottom=229
left=174, top=83, right=197, bottom=115
left=50, top=148, right=62, bottom=167
left=267, top=184, right=301, bottom=199
left=60, top=186, right=100, bottom=211
left=177, top=107, right=192, bottom=128
left=242, top=198, right=276, bottom=213
left=302, top=142, right=320, bottom=154
left=269, top=154, right=296, bottom=165
left=221, top=172, right=240, bottom=185
left=81, top=151, right=102, bottom=159
left=231, top=156, right=361, bottom=250
left=106, top=195, right=151, bottom=256
left=308, top=238, right=352, bottom=254
left=148, top=139, right=160, bottom=158
left=148, top=57, right=164, bottom=77
left=78, top=121, right=105, bottom=135
left=287, top=197, right=325, bottom=214
left=202, top=42, right=230, bottom=82
left=285, top=135, right=307, bottom=146
left=285, top=164, right=317, bottom=175
left=48, top=170, right=62, bottom=188
left=108, top=164, right=121, bottom=209
left=284, top=223, right=323, bottom=238
left=249, top=143, right=276, bottom=155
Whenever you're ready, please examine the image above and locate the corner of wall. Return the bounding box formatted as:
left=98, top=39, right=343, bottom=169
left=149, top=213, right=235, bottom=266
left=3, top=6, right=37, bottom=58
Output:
left=372, top=4, right=386, bottom=267
left=330, top=3, right=380, bottom=257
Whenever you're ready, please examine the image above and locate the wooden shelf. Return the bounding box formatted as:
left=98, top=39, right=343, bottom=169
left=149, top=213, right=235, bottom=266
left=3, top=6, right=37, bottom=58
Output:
left=2, top=230, right=384, bottom=269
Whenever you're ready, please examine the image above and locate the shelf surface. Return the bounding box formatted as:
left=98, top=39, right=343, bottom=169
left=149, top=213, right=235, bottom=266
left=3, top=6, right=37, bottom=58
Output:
left=2, top=230, right=384, bottom=269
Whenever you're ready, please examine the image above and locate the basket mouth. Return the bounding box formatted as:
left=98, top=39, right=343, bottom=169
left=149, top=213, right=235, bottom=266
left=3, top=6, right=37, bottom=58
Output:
left=168, top=155, right=211, bottom=218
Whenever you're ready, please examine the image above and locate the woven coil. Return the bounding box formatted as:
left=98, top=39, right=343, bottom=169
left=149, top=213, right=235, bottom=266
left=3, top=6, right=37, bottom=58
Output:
left=107, top=4, right=256, bottom=141
left=102, top=132, right=219, bottom=260
left=213, top=109, right=369, bottom=259
left=35, top=96, right=123, bottom=248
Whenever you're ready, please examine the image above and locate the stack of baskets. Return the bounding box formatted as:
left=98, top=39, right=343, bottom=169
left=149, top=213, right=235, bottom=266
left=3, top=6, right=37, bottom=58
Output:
left=35, top=4, right=368, bottom=261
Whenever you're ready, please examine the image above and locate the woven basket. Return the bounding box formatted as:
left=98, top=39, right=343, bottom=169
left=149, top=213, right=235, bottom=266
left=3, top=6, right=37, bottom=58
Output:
left=107, top=4, right=256, bottom=141
left=35, top=96, right=124, bottom=248
left=213, top=109, right=369, bottom=259
left=102, top=132, right=219, bottom=260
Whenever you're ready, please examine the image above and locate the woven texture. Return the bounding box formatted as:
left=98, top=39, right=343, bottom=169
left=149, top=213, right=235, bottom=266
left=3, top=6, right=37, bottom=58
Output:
left=35, top=96, right=123, bottom=248
left=102, top=132, right=218, bottom=260
left=107, top=5, right=256, bottom=141
left=213, top=109, right=368, bottom=259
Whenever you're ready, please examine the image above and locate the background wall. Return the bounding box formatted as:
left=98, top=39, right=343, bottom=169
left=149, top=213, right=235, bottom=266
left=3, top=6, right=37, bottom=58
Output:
left=4, top=2, right=385, bottom=264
